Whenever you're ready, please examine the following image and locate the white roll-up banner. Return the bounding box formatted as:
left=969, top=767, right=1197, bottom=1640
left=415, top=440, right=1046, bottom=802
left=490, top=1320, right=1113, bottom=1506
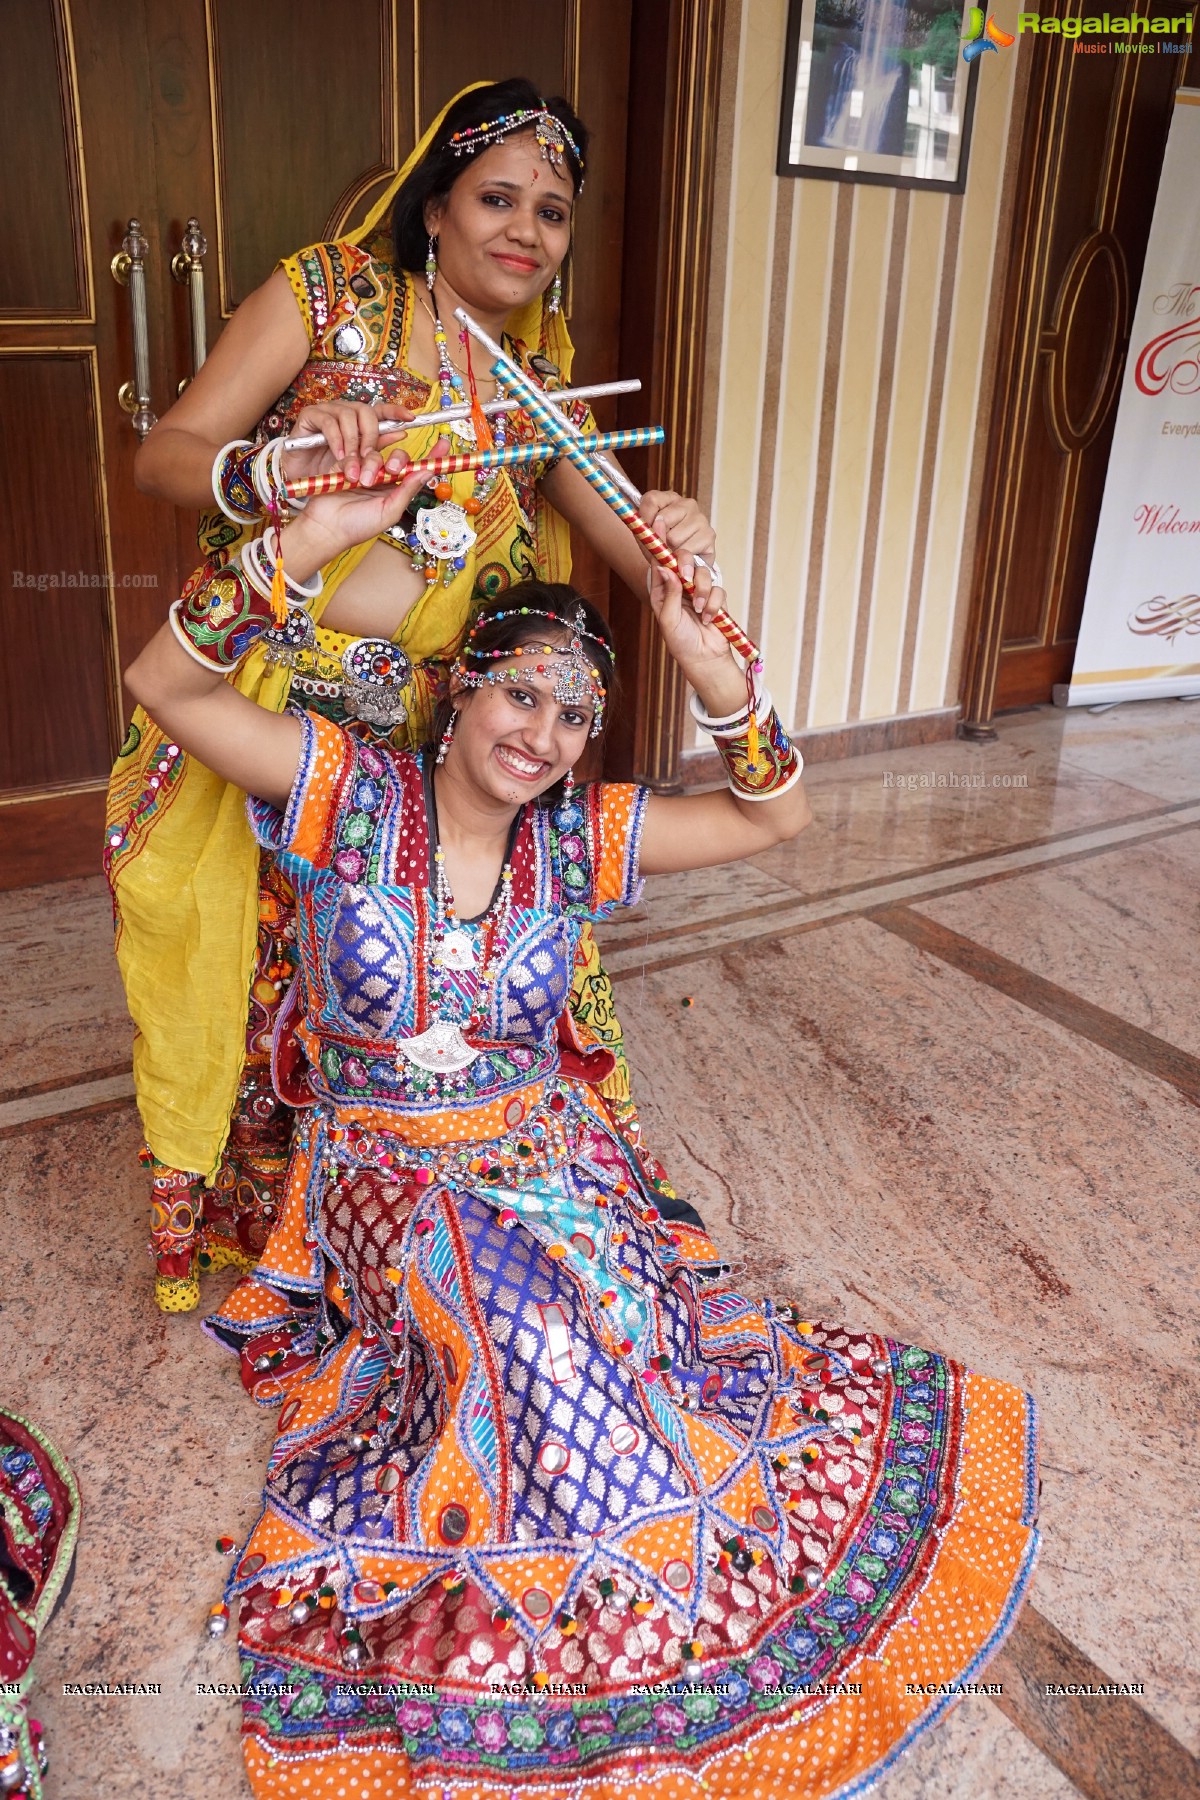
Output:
left=1068, top=89, right=1200, bottom=706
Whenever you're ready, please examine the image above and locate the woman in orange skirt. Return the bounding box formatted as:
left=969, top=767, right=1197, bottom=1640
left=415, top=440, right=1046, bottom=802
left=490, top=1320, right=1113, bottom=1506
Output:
left=124, top=451, right=1039, bottom=1799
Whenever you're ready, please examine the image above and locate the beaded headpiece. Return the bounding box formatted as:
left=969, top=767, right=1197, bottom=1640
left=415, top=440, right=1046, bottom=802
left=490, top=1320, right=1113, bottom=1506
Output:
left=453, top=605, right=610, bottom=736
left=448, top=107, right=584, bottom=182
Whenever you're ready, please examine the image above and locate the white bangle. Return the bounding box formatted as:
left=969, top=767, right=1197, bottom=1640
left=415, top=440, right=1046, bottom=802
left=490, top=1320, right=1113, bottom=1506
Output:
left=692, top=554, right=726, bottom=587
left=212, top=439, right=259, bottom=523
left=726, top=755, right=805, bottom=802
left=252, top=435, right=310, bottom=512
left=689, top=682, right=771, bottom=737
left=240, top=528, right=323, bottom=604
left=251, top=439, right=284, bottom=511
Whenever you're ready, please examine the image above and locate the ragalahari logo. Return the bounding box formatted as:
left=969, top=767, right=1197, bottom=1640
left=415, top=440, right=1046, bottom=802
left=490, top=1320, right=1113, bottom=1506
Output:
left=962, top=8, right=1017, bottom=59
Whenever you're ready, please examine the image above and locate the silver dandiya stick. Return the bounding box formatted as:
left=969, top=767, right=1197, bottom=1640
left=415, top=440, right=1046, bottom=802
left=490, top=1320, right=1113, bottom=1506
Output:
left=280, top=378, right=642, bottom=453
left=282, top=427, right=665, bottom=500
left=455, top=307, right=762, bottom=664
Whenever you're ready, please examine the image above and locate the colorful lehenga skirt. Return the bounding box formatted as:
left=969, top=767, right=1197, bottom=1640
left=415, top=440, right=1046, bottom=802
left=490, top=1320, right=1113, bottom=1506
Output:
left=208, top=1085, right=1038, bottom=1800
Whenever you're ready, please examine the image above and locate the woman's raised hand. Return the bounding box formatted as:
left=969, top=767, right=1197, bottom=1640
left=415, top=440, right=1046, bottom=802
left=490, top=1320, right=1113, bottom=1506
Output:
left=280, top=438, right=450, bottom=576
left=638, top=490, right=718, bottom=605
left=282, top=399, right=415, bottom=488
left=646, top=559, right=740, bottom=693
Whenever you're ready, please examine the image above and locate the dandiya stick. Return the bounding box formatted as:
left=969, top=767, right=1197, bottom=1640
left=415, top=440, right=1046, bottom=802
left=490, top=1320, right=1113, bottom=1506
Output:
left=282, top=427, right=664, bottom=500
left=453, top=307, right=761, bottom=666
left=280, top=378, right=642, bottom=452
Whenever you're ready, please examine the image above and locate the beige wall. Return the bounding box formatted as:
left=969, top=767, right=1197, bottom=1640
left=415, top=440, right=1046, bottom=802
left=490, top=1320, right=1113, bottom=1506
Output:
left=697, top=0, right=1021, bottom=742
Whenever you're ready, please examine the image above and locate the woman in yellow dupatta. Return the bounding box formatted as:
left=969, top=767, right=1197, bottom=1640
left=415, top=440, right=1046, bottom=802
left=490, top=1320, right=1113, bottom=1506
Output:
left=108, top=78, right=715, bottom=1310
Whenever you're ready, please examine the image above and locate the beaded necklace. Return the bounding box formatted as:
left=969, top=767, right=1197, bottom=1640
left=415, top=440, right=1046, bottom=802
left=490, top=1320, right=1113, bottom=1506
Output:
left=392, top=776, right=516, bottom=1089
left=393, top=295, right=510, bottom=588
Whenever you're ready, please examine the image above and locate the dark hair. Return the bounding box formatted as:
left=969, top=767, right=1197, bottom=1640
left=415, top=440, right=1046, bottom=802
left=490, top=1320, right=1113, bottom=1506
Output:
left=391, top=78, right=589, bottom=274
left=431, top=580, right=617, bottom=801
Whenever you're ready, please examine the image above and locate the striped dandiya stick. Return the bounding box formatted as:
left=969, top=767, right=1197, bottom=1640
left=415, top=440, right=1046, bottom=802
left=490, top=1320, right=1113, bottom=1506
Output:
left=282, top=427, right=663, bottom=501
left=453, top=308, right=762, bottom=666
left=281, top=377, right=642, bottom=453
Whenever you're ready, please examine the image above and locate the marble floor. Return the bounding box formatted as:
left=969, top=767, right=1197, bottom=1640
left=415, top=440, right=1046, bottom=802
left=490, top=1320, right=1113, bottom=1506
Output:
left=3, top=698, right=1199, bottom=1799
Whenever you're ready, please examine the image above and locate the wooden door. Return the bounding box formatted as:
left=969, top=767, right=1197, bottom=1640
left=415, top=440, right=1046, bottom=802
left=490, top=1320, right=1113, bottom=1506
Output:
left=0, top=0, right=633, bottom=885
left=0, top=0, right=179, bottom=885
left=961, top=6, right=1199, bottom=728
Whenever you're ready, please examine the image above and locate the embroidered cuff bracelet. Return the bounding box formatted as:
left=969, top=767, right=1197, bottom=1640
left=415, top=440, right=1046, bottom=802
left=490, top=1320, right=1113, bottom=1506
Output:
left=212, top=439, right=260, bottom=523
left=717, top=708, right=803, bottom=802
left=169, top=565, right=283, bottom=670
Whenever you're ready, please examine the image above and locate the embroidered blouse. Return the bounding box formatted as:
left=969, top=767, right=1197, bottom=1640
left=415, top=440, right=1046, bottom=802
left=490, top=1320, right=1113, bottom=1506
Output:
left=250, top=714, right=647, bottom=1151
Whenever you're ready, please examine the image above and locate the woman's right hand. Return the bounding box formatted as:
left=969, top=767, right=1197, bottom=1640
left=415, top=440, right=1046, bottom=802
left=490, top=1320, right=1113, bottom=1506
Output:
left=282, top=399, right=415, bottom=488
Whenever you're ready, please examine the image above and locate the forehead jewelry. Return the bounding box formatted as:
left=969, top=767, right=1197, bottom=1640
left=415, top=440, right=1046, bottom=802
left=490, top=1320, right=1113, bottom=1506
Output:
left=447, top=107, right=584, bottom=181
left=453, top=638, right=607, bottom=736
left=463, top=602, right=612, bottom=655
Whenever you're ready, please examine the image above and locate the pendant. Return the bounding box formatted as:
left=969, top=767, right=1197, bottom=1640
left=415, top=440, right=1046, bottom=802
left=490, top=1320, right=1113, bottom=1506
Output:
left=261, top=606, right=317, bottom=669
left=439, top=928, right=477, bottom=971
left=415, top=501, right=476, bottom=564
left=395, top=1019, right=477, bottom=1074
left=341, top=637, right=411, bottom=730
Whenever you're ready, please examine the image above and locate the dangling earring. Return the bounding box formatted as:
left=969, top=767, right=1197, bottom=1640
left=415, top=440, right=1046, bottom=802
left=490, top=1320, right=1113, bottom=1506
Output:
left=425, top=233, right=438, bottom=293
left=548, top=269, right=562, bottom=316
left=435, top=708, right=457, bottom=765
left=561, top=767, right=575, bottom=801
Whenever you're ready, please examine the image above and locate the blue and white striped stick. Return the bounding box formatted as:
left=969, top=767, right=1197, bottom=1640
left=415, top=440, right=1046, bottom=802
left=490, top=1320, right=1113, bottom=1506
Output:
left=453, top=307, right=761, bottom=662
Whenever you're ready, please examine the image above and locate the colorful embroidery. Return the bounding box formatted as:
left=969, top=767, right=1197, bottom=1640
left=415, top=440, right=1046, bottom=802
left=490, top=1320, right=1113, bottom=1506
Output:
left=204, top=732, right=1040, bottom=1799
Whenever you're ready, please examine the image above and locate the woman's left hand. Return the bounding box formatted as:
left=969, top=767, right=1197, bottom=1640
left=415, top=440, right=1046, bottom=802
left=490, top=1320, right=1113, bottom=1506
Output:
left=646, top=562, right=743, bottom=706
left=639, top=490, right=717, bottom=603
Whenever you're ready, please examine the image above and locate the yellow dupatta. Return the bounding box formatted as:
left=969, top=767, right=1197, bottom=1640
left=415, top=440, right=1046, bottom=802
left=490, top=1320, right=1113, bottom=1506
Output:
left=107, top=82, right=582, bottom=1177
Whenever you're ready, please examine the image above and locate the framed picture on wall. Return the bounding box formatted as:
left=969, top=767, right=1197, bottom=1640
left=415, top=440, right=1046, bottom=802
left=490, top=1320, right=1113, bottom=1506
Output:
left=777, top=0, right=982, bottom=192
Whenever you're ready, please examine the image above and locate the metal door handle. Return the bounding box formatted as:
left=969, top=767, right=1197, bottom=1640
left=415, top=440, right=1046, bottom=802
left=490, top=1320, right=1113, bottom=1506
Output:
left=171, top=217, right=208, bottom=389
left=111, top=219, right=157, bottom=438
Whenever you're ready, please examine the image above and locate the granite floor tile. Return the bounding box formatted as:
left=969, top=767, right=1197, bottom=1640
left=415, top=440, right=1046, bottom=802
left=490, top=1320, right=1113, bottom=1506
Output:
left=914, top=825, right=1200, bottom=1057
left=2, top=1106, right=262, bottom=1799
left=612, top=917, right=1200, bottom=1754
left=991, top=1604, right=1200, bottom=1800
left=749, top=703, right=1199, bottom=898
left=870, top=1697, right=1080, bottom=1799
left=0, top=874, right=130, bottom=1096
left=1002, top=696, right=1200, bottom=804
left=597, top=856, right=798, bottom=950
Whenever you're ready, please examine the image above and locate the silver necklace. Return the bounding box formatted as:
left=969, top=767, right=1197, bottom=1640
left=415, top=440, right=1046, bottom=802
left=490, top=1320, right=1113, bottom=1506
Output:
left=393, top=845, right=514, bottom=1079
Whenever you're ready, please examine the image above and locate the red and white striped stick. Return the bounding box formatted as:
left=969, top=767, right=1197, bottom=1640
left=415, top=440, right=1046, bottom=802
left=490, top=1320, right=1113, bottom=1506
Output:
left=282, top=427, right=663, bottom=501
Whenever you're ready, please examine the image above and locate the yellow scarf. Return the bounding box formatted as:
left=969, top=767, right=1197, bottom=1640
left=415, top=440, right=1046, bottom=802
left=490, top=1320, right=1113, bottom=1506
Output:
left=107, top=83, right=580, bottom=1177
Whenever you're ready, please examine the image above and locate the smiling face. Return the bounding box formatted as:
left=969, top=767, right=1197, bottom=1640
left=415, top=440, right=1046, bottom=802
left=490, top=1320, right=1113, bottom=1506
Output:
left=445, top=636, right=599, bottom=808
left=424, top=131, right=575, bottom=316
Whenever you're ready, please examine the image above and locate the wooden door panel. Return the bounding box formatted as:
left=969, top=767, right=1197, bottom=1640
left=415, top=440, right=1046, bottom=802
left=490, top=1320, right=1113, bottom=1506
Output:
left=207, top=0, right=414, bottom=312
left=0, top=351, right=116, bottom=793
left=0, top=0, right=179, bottom=880
left=1, top=0, right=688, bottom=882
left=73, top=0, right=182, bottom=686
left=0, top=0, right=91, bottom=319
left=415, top=3, right=571, bottom=130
